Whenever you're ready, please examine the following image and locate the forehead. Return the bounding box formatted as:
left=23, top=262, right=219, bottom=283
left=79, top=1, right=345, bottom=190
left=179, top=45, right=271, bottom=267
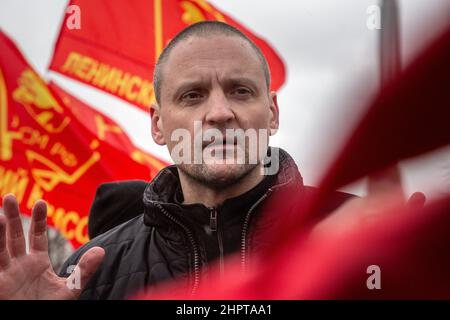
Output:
left=161, top=35, right=265, bottom=87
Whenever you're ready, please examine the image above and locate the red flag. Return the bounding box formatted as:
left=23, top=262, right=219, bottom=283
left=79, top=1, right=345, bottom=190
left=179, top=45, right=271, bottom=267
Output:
left=49, top=82, right=167, bottom=179
left=49, top=0, right=286, bottom=112
left=0, top=30, right=167, bottom=248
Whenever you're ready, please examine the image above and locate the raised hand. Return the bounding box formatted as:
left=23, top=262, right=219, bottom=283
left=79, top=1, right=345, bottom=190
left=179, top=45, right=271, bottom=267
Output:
left=0, top=194, right=104, bottom=300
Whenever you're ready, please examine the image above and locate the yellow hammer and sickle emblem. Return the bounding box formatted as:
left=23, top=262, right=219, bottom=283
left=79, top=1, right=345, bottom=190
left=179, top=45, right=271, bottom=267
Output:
left=181, top=0, right=226, bottom=24
left=12, top=69, right=70, bottom=133
left=0, top=68, right=23, bottom=161
left=131, top=149, right=166, bottom=172
left=153, top=0, right=226, bottom=62
left=26, top=149, right=100, bottom=192
left=180, top=1, right=206, bottom=25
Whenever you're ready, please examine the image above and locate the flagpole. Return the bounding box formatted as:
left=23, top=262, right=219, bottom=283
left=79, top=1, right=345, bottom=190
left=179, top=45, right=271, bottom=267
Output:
left=368, top=0, right=403, bottom=195
left=379, top=0, right=401, bottom=84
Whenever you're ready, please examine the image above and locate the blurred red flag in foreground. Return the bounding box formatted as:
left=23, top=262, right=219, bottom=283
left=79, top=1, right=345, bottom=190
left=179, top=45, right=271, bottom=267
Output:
left=49, top=0, right=286, bottom=112
left=136, top=25, right=450, bottom=299
left=0, top=30, right=167, bottom=248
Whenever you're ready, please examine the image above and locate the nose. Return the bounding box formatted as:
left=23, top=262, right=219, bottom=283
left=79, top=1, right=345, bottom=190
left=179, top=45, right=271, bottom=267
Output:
left=204, top=90, right=235, bottom=126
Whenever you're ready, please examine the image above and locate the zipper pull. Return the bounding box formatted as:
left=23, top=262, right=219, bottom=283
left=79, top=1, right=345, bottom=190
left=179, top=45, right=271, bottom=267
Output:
left=209, top=208, right=217, bottom=232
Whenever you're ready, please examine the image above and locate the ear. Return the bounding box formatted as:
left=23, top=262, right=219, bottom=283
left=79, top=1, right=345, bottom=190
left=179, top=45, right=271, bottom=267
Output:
left=150, top=104, right=166, bottom=145
left=268, top=91, right=280, bottom=136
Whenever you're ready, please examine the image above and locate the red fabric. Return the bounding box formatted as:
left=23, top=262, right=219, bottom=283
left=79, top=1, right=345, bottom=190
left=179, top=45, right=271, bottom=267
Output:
left=140, top=196, right=450, bottom=299
left=135, top=26, right=450, bottom=300
left=49, top=82, right=167, bottom=179
left=0, top=31, right=167, bottom=248
left=264, top=26, right=450, bottom=249
left=49, top=0, right=286, bottom=112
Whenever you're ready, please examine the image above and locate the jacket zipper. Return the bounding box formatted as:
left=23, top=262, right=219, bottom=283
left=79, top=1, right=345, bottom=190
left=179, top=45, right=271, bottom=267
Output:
left=240, top=188, right=273, bottom=273
left=155, top=203, right=200, bottom=297
left=209, top=207, right=225, bottom=279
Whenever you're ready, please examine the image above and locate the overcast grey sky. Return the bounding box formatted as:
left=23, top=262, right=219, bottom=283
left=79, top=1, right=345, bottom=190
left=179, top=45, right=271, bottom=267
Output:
left=0, top=0, right=449, bottom=197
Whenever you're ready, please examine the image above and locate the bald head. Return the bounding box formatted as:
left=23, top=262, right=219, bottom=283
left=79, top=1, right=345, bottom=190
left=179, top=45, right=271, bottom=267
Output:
left=153, top=21, right=271, bottom=105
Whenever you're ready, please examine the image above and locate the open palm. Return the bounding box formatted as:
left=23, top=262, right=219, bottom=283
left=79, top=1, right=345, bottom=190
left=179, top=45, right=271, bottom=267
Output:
left=0, top=194, right=104, bottom=300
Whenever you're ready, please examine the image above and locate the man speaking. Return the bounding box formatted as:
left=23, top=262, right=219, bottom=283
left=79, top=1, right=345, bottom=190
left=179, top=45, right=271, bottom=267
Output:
left=0, top=21, right=352, bottom=299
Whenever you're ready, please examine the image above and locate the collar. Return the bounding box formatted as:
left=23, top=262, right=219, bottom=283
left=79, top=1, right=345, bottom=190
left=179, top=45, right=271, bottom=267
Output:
left=142, top=147, right=303, bottom=236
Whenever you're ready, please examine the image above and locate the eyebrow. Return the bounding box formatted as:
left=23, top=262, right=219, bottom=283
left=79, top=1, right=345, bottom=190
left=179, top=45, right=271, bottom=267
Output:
left=223, top=76, right=259, bottom=89
left=172, top=76, right=260, bottom=100
left=171, top=80, right=210, bottom=101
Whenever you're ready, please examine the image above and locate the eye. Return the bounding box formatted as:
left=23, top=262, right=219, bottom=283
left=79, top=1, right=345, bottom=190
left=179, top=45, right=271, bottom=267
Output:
left=231, top=87, right=252, bottom=97
left=180, top=91, right=204, bottom=103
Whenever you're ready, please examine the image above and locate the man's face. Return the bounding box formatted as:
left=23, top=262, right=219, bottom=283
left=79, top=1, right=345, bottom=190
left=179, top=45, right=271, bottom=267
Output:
left=151, top=34, right=279, bottom=189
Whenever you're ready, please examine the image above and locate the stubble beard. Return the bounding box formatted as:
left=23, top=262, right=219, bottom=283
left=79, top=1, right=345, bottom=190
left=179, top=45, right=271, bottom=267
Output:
left=178, top=162, right=259, bottom=190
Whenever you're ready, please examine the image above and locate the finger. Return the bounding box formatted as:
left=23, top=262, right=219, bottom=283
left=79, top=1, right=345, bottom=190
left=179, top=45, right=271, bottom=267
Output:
left=2, top=194, right=26, bottom=257
left=0, top=215, right=11, bottom=270
left=67, top=247, right=105, bottom=296
left=29, top=200, right=48, bottom=252
left=407, top=192, right=426, bottom=209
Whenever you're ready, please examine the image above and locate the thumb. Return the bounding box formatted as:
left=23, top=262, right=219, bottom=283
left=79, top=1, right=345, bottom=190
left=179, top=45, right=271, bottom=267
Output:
left=66, top=246, right=105, bottom=296
left=407, top=191, right=426, bottom=209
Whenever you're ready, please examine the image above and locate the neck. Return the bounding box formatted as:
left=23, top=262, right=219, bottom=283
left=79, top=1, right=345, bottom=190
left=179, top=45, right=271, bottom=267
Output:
left=178, top=165, right=265, bottom=208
